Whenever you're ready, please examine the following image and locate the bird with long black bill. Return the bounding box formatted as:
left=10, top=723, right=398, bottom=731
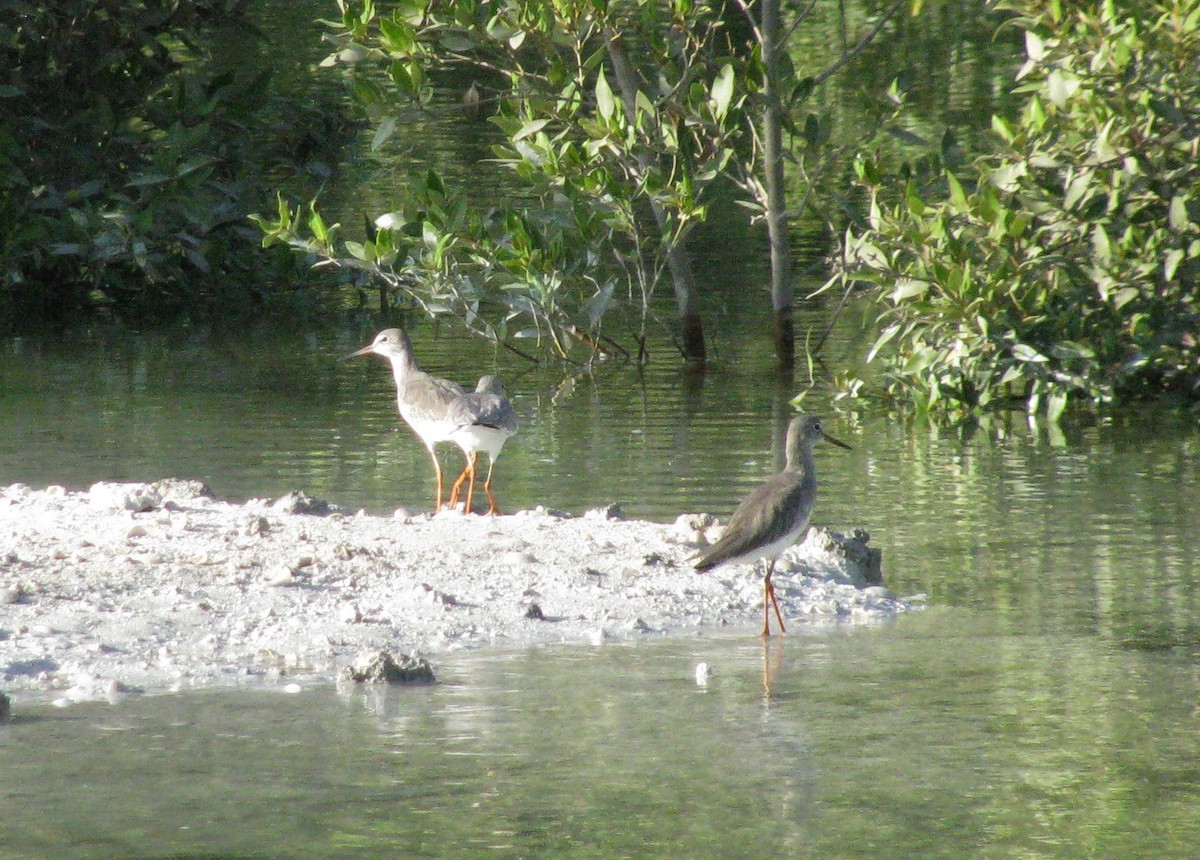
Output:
left=346, top=328, right=466, bottom=513
left=693, top=414, right=852, bottom=637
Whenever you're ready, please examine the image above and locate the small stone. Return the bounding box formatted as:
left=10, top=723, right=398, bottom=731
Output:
left=242, top=515, right=269, bottom=536
left=0, top=691, right=10, bottom=720
left=524, top=602, right=545, bottom=620
left=339, top=603, right=363, bottom=624
left=150, top=478, right=214, bottom=503
left=89, top=481, right=162, bottom=512
left=271, top=491, right=335, bottom=515
left=503, top=550, right=536, bottom=567
left=0, top=585, right=22, bottom=605
left=670, top=512, right=719, bottom=544
left=342, top=651, right=435, bottom=685
left=584, top=503, right=625, bottom=521
left=632, top=617, right=651, bottom=632
left=695, top=662, right=712, bottom=686
left=265, top=566, right=298, bottom=587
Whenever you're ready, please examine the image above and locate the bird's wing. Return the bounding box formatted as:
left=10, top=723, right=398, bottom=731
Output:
left=476, top=395, right=517, bottom=433
left=693, top=474, right=809, bottom=570
left=402, top=373, right=466, bottom=423
left=447, top=392, right=517, bottom=433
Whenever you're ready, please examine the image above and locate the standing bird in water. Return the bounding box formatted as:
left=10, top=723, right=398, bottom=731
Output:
left=445, top=375, right=518, bottom=515
left=693, top=414, right=851, bottom=637
left=346, top=329, right=466, bottom=512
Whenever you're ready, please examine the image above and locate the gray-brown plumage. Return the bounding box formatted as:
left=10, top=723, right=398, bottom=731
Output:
left=445, top=375, right=518, bottom=515
left=347, top=328, right=466, bottom=512
left=693, top=414, right=851, bottom=636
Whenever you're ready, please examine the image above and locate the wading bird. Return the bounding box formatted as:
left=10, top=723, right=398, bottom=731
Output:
left=693, top=414, right=851, bottom=636
left=346, top=328, right=466, bottom=512
left=445, top=375, right=518, bottom=515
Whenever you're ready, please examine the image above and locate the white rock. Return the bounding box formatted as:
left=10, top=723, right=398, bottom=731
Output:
left=265, top=567, right=298, bottom=587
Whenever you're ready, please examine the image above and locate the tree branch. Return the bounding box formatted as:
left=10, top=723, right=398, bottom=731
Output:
left=815, top=0, right=907, bottom=85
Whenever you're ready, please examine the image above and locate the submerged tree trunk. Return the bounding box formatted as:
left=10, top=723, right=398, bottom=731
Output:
left=760, top=0, right=794, bottom=367
left=605, top=31, right=707, bottom=366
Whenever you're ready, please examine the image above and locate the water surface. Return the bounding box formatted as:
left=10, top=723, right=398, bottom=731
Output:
left=3, top=615, right=1199, bottom=859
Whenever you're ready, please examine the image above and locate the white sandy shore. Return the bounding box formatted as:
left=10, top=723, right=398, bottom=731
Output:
left=1, top=480, right=915, bottom=705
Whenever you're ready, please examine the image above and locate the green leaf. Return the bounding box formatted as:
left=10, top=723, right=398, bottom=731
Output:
left=595, top=67, right=615, bottom=123
left=1063, top=172, right=1091, bottom=210
left=1168, top=194, right=1190, bottom=232
left=1046, top=389, right=1068, bottom=422
left=991, top=115, right=1016, bottom=143
left=851, top=239, right=889, bottom=271
left=1012, top=343, right=1047, bottom=363
left=1113, top=287, right=1138, bottom=309
left=371, top=116, right=397, bottom=151
left=990, top=161, right=1027, bottom=193
left=635, top=90, right=655, bottom=121
left=308, top=207, right=329, bottom=243
left=379, top=17, right=415, bottom=53
left=1025, top=31, right=1045, bottom=62
left=513, top=119, right=550, bottom=141
left=888, top=127, right=929, bottom=147
left=1092, top=224, right=1111, bottom=265
left=126, top=173, right=171, bottom=188
left=867, top=324, right=901, bottom=362
left=710, top=63, right=734, bottom=121
left=1164, top=248, right=1184, bottom=281
left=946, top=171, right=969, bottom=212
left=1046, top=69, right=1078, bottom=107
left=892, top=279, right=929, bottom=302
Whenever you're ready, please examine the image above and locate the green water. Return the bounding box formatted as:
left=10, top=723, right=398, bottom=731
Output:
left=3, top=617, right=1199, bottom=859
left=4, top=1, right=1200, bottom=854
left=3, top=323, right=1198, bottom=857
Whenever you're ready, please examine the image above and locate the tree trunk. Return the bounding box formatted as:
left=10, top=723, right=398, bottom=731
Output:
left=605, top=31, right=707, bottom=366
left=760, top=0, right=794, bottom=367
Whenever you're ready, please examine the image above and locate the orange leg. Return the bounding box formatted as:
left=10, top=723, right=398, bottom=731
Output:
left=482, top=458, right=500, bottom=515
left=463, top=453, right=478, bottom=514
left=760, top=560, right=787, bottom=637
left=428, top=446, right=445, bottom=512
left=447, top=457, right=473, bottom=510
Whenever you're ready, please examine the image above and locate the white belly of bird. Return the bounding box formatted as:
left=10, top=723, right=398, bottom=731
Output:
left=733, top=521, right=809, bottom=567
left=449, top=424, right=510, bottom=459
left=400, top=406, right=452, bottom=448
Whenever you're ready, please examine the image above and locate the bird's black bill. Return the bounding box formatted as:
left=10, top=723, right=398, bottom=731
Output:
left=824, top=432, right=852, bottom=451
